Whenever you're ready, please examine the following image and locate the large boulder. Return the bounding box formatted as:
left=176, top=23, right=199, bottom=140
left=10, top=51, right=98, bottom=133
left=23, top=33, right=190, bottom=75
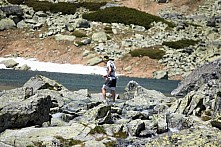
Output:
left=0, top=59, right=18, bottom=68
left=171, top=58, right=221, bottom=96
left=0, top=18, right=16, bottom=30
left=145, top=125, right=221, bottom=146
left=92, top=32, right=107, bottom=42
left=54, top=34, right=76, bottom=41
left=79, top=104, right=113, bottom=125
left=171, top=58, right=221, bottom=129
left=153, top=70, right=168, bottom=79
left=0, top=93, right=52, bottom=133
left=0, top=123, right=92, bottom=147
left=0, top=5, right=23, bottom=16
left=23, top=75, right=68, bottom=93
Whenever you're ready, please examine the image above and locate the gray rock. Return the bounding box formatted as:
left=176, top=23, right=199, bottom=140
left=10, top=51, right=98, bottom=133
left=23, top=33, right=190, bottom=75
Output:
left=17, top=20, right=28, bottom=28
left=171, top=58, right=221, bottom=96
left=65, top=23, right=75, bottom=32
left=0, top=94, right=52, bottom=133
left=86, top=57, right=103, bottom=66
left=34, top=11, right=47, bottom=17
left=0, top=18, right=16, bottom=30
left=23, top=75, right=67, bottom=93
left=0, top=123, right=91, bottom=146
left=0, top=9, right=6, bottom=19
left=0, top=59, right=18, bottom=68
left=74, top=18, right=90, bottom=28
left=16, top=64, right=31, bottom=71
left=54, top=34, right=76, bottom=41
left=0, top=5, right=23, bottom=16
left=0, top=142, right=13, bottom=147
left=153, top=70, right=168, bottom=79
left=24, top=18, right=37, bottom=24
left=81, top=38, right=91, bottom=45
left=92, top=32, right=107, bottom=42
left=127, top=119, right=145, bottom=137
left=79, top=104, right=113, bottom=124
left=167, top=113, right=193, bottom=130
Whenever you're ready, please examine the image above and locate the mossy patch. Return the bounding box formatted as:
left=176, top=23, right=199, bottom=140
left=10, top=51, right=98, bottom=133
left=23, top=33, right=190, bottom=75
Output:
left=129, top=46, right=165, bottom=60
left=82, top=7, right=175, bottom=29
left=89, top=125, right=106, bottom=134
left=7, top=0, right=24, bottom=4
left=72, top=30, right=87, bottom=38
left=113, top=131, right=128, bottom=139
left=9, top=0, right=107, bottom=14
left=104, top=141, right=116, bottom=147
left=104, top=26, right=113, bottom=34
left=162, top=39, right=200, bottom=49
left=54, top=136, right=83, bottom=146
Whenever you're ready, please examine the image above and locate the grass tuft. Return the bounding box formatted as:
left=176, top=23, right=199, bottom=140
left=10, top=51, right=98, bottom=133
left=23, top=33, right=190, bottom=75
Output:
left=129, top=46, right=165, bottom=60
left=82, top=7, right=175, bottom=29
left=162, top=39, right=200, bottom=49
left=89, top=126, right=106, bottom=134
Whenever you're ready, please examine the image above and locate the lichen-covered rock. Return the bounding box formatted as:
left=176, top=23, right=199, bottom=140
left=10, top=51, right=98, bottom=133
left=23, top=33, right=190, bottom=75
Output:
left=0, top=59, right=18, bottom=68
left=0, top=123, right=91, bottom=147
left=0, top=94, right=52, bottom=133
left=171, top=58, right=221, bottom=96
left=78, top=104, right=113, bottom=125
left=145, top=125, right=221, bottom=146
left=23, top=75, right=68, bottom=93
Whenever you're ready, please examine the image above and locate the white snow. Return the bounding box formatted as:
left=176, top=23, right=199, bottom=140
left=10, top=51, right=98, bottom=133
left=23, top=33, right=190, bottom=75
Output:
left=0, top=57, right=107, bottom=75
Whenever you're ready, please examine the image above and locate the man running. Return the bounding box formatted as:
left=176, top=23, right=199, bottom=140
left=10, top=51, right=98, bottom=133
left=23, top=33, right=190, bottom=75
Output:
left=102, top=56, right=117, bottom=105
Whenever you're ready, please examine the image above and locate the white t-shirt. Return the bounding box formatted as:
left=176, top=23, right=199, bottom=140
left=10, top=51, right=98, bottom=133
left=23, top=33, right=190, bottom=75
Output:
left=106, top=60, right=116, bottom=77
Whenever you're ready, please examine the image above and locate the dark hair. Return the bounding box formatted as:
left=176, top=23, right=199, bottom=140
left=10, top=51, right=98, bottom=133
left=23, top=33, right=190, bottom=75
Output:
left=104, top=55, right=109, bottom=59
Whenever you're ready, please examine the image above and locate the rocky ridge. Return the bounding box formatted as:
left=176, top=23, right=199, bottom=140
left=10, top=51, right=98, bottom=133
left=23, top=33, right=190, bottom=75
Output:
left=0, top=0, right=221, bottom=79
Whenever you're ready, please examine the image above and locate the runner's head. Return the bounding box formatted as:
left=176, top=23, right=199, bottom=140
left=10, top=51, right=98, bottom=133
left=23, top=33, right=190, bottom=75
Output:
left=103, top=55, right=114, bottom=62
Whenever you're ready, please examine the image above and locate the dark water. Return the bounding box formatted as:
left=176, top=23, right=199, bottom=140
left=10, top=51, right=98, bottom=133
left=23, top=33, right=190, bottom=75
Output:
left=0, top=69, right=180, bottom=95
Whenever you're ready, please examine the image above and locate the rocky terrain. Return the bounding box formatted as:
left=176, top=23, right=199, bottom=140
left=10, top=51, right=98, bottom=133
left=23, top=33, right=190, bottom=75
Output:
left=0, top=0, right=221, bottom=80
left=0, top=58, right=221, bottom=146
left=0, top=1, right=221, bottom=146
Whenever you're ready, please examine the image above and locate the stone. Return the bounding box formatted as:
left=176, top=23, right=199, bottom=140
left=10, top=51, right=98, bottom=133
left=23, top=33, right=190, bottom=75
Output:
left=15, top=64, right=31, bottom=71
left=0, top=59, right=18, bottom=68
left=86, top=57, right=103, bottom=66
left=54, top=34, right=76, bottom=41
left=153, top=70, right=168, bottom=79
left=23, top=75, right=67, bottom=93
left=74, top=18, right=90, bottom=28
left=171, top=58, right=221, bottom=96
left=92, top=32, right=107, bottom=42
left=0, top=94, right=52, bottom=133
left=0, top=5, right=23, bottom=16
left=0, top=18, right=16, bottom=30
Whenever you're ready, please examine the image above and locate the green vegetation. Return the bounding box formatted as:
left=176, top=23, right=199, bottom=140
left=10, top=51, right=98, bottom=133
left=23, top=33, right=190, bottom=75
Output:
left=104, top=141, right=116, bottom=147
left=8, top=0, right=106, bottom=14
left=162, top=39, right=200, bottom=49
left=82, top=7, right=175, bottom=29
left=89, top=126, right=106, bottom=134
left=54, top=136, right=83, bottom=146
left=8, top=0, right=173, bottom=30
left=7, top=0, right=24, bottom=4
left=30, top=141, right=46, bottom=147
left=113, top=131, right=128, bottom=139
left=129, top=46, right=165, bottom=60
left=104, top=26, right=113, bottom=34
left=72, top=30, right=87, bottom=38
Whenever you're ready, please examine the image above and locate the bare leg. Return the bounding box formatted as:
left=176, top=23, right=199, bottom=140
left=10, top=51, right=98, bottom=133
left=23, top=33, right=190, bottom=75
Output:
left=102, top=87, right=106, bottom=101
left=111, top=90, right=116, bottom=102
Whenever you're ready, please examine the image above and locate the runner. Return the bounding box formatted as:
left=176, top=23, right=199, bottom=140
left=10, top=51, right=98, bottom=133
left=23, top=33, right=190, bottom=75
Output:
left=101, top=56, right=117, bottom=105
